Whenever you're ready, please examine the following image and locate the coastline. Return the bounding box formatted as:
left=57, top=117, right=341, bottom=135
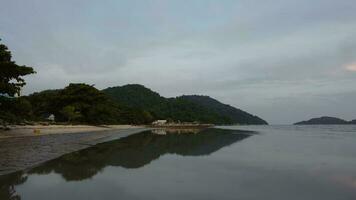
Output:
left=0, top=126, right=149, bottom=176
left=0, top=125, right=138, bottom=139
left=149, top=124, right=214, bottom=129
left=0, top=124, right=213, bottom=176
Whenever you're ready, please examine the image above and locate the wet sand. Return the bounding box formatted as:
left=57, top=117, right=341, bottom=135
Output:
left=0, top=125, right=136, bottom=139
left=0, top=126, right=149, bottom=176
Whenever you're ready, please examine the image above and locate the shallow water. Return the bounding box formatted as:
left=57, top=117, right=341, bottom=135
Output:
left=1, top=126, right=356, bottom=200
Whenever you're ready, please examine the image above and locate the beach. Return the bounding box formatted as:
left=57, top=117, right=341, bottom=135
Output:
left=0, top=125, right=136, bottom=139
left=0, top=125, right=148, bottom=175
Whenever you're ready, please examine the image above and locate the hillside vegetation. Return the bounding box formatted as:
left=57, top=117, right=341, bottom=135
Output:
left=2, top=83, right=267, bottom=125
left=103, top=84, right=268, bottom=125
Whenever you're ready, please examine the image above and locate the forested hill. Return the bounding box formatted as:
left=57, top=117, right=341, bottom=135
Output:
left=294, top=116, right=352, bottom=125
left=103, top=84, right=268, bottom=125
left=2, top=84, right=154, bottom=125
left=103, top=84, right=166, bottom=109
left=1, top=83, right=267, bottom=125
left=180, top=95, right=268, bottom=125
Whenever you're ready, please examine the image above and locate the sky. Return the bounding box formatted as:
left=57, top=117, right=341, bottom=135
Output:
left=1, top=0, right=356, bottom=124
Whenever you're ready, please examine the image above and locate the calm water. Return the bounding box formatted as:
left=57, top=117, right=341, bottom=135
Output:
left=1, top=126, right=356, bottom=200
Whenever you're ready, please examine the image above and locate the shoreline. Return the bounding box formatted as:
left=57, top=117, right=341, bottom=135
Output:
left=149, top=124, right=214, bottom=129
left=0, top=126, right=149, bottom=176
left=0, top=124, right=214, bottom=176
left=0, top=124, right=140, bottom=139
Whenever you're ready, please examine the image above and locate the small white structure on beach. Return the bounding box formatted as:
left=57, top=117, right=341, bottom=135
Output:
left=47, top=114, right=55, bottom=122
left=152, top=120, right=167, bottom=125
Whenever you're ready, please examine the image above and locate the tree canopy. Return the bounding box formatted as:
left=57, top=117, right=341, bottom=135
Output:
left=103, top=84, right=268, bottom=125
left=0, top=39, right=35, bottom=96
left=0, top=39, right=35, bottom=125
left=27, top=83, right=122, bottom=124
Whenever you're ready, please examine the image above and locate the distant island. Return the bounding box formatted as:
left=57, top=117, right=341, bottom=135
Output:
left=294, top=116, right=356, bottom=125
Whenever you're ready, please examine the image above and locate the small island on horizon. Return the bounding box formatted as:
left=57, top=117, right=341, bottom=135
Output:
left=294, top=116, right=356, bottom=125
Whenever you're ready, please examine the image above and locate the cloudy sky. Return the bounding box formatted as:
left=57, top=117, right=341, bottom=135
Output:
left=1, top=0, right=356, bottom=124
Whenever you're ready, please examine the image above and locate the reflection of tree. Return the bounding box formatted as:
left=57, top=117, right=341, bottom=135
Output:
left=0, top=128, right=254, bottom=197
left=30, top=128, right=252, bottom=181
left=0, top=171, right=27, bottom=200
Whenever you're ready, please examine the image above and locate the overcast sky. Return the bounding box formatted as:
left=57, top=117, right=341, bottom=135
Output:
left=1, top=0, right=356, bottom=124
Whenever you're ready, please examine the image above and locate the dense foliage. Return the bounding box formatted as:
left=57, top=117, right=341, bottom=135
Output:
left=0, top=39, right=35, bottom=124
left=0, top=39, right=35, bottom=97
left=103, top=84, right=268, bottom=125
left=0, top=96, right=33, bottom=124
left=104, top=84, right=166, bottom=109
left=24, top=83, right=153, bottom=125
left=180, top=95, right=268, bottom=125
left=25, top=84, right=138, bottom=124
left=1, top=79, right=267, bottom=125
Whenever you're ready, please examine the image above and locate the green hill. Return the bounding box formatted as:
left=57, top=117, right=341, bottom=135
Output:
left=6, top=83, right=267, bottom=125
left=294, top=116, right=349, bottom=125
left=180, top=95, right=267, bottom=125
left=25, top=84, right=154, bottom=125
left=103, top=84, right=166, bottom=109
left=103, top=84, right=268, bottom=125
left=26, top=83, right=123, bottom=124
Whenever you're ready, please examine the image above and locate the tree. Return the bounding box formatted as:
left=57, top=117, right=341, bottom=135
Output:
left=60, top=105, right=82, bottom=123
left=26, top=84, right=126, bottom=124
left=0, top=97, right=32, bottom=124
left=0, top=39, right=35, bottom=97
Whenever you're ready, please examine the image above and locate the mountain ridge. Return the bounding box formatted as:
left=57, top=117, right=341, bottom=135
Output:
left=179, top=95, right=267, bottom=125
left=103, top=84, right=268, bottom=125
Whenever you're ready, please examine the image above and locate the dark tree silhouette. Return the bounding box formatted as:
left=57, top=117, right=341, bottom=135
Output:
left=0, top=39, right=35, bottom=97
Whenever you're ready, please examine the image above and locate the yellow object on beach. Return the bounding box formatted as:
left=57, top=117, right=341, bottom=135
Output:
left=33, top=129, right=41, bottom=135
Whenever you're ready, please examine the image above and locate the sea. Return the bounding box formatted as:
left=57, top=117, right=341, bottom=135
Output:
left=1, top=125, right=356, bottom=200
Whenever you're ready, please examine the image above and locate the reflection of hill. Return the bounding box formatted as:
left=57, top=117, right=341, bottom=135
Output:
left=29, top=128, right=253, bottom=181
left=0, top=128, right=254, bottom=192
left=0, top=171, right=27, bottom=200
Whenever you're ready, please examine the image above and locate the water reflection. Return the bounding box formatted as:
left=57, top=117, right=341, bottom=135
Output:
left=151, top=128, right=202, bottom=135
left=0, top=128, right=253, bottom=199
left=0, top=172, right=26, bottom=200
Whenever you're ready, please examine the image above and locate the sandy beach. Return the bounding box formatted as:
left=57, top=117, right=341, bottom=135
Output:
left=0, top=125, right=148, bottom=175
left=0, top=125, right=139, bottom=139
